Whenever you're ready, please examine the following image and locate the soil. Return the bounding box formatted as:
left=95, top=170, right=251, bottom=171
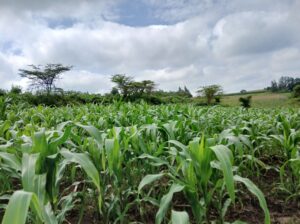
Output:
left=63, top=167, right=300, bottom=223
left=226, top=168, right=300, bottom=224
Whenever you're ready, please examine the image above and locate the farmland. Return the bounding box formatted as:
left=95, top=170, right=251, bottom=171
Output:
left=0, top=102, right=300, bottom=223
left=221, top=91, right=299, bottom=108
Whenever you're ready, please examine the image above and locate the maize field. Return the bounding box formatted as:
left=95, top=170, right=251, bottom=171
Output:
left=0, top=101, right=300, bottom=223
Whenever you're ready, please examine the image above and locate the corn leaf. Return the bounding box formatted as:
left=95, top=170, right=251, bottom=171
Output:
left=234, top=175, right=270, bottom=224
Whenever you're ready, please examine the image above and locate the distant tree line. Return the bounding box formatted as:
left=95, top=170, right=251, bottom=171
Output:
left=1, top=63, right=299, bottom=107
left=0, top=64, right=195, bottom=106
left=266, top=76, right=300, bottom=92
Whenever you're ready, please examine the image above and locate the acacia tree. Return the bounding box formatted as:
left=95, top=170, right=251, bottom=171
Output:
left=111, top=74, right=133, bottom=98
left=111, top=75, right=157, bottom=98
left=19, top=64, right=72, bottom=94
left=141, top=80, right=156, bottom=93
left=197, top=85, right=223, bottom=104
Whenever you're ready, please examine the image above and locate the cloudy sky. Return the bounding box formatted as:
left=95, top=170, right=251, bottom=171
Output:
left=0, top=0, right=299, bottom=94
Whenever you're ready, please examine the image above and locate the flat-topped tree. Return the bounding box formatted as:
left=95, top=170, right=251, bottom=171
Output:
left=111, top=74, right=133, bottom=98
left=19, top=64, right=72, bottom=94
left=141, top=80, right=156, bottom=93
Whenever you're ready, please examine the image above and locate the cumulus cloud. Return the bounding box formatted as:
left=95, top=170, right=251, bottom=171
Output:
left=212, top=11, right=297, bottom=57
left=0, top=0, right=299, bottom=93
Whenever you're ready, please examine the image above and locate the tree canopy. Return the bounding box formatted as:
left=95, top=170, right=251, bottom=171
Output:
left=267, top=76, right=300, bottom=92
left=111, top=74, right=156, bottom=99
left=197, top=85, right=223, bottom=104
left=19, top=64, right=72, bottom=94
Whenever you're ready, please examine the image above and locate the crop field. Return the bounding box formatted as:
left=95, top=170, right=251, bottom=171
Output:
left=0, top=102, right=300, bottom=223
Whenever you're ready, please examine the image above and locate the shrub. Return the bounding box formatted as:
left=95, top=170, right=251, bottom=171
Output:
left=215, top=96, right=221, bottom=104
left=10, top=85, right=22, bottom=95
left=239, top=96, right=252, bottom=108
left=293, top=84, right=300, bottom=98
left=0, top=89, right=6, bottom=96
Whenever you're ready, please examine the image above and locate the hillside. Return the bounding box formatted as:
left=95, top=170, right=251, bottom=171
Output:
left=221, top=91, right=299, bottom=108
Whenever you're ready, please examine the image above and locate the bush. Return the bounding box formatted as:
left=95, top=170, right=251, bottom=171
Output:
left=144, top=95, right=163, bottom=105
left=0, top=89, right=6, bottom=96
left=293, top=85, right=300, bottom=98
left=239, top=96, right=252, bottom=108
left=215, top=96, right=221, bottom=104
left=10, top=85, right=22, bottom=95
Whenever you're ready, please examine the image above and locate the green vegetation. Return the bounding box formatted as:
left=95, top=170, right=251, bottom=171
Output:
left=0, top=65, right=299, bottom=222
left=239, top=96, right=252, bottom=108
left=0, top=102, right=299, bottom=223
left=196, top=85, right=223, bottom=105
left=267, top=76, right=300, bottom=92
left=221, top=91, right=299, bottom=108
left=19, top=64, right=72, bottom=95
left=294, top=84, right=300, bottom=98
left=0, top=65, right=297, bottom=108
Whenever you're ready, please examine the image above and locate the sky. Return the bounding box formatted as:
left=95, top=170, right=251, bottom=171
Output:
left=0, top=0, right=299, bottom=94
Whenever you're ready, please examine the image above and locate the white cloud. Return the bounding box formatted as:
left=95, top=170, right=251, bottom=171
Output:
left=57, top=70, right=112, bottom=94
left=0, top=0, right=299, bottom=94
left=211, top=11, right=295, bottom=57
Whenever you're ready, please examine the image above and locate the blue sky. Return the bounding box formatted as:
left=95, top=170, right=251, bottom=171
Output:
left=113, top=0, right=162, bottom=26
left=0, top=0, right=299, bottom=94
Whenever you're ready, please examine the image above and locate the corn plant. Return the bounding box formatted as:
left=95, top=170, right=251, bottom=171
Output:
left=0, top=103, right=299, bottom=223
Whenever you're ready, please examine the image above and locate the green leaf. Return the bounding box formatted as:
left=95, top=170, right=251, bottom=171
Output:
left=75, top=123, right=103, bottom=143
left=0, top=152, right=21, bottom=171
left=32, top=129, right=48, bottom=154
left=49, top=126, right=72, bottom=153
left=2, top=191, right=32, bottom=224
left=138, top=173, right=164, bottom=192
left=156, top=183, right=184, bottom=224
left=211, top=145, right=235, bottom=202
left=60, top=149, right=100, bottom=190
left=234, top=175, right=270, bottom=224
left=171, top=210, right=190, bottom=224
left=22, top=153, right=39, bottom=192
left=60, top=149, right=102, bottom=208
left=105, top=138, right=121, bottom=177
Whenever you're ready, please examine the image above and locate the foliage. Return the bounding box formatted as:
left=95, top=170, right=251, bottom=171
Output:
left=0, top=103, right=297, bottom=223
left=197, top=85, right=223, bottom=104
left=19, top=64, right=72, bottom=94
left=10, top=85, right=22, bottom=95
left=215, top=95, right=221, bottom=104
left=111, top=74, right=158, bottom=101
left=0, top=89, right=6, bottom=97
left=111, top=74, right=133, bottom=98
left=267, top=76, right=300, bottom=92
left=293, top=84, right=300, bottom=98
left=239, top=96, right=252, bottom=108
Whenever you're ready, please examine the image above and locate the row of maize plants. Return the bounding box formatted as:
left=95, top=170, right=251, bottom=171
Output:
left=0, top=101, right=299, bottom=223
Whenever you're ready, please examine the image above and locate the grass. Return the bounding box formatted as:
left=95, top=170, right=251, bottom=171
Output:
left=221, top=91, right=299, bottom=108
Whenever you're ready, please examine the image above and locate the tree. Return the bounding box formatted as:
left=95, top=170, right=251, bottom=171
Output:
left=19, top=64, right=72, bottom=94
left=141, top=80, right=156, bottom=93
left=10, top=85, right=22, bottom=94
left=197, top=85, right=223, bottom=104
left=111, top=87, right=119, bottom=96
left=293, top=84, right=300, bottom=98
left=184, top=86, right=193, bottom=98
left=278, top=76, right=294, bottom=91
left=270, top=80, right=278, bottom=92
left=111, top=74, right=133, bottom=98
